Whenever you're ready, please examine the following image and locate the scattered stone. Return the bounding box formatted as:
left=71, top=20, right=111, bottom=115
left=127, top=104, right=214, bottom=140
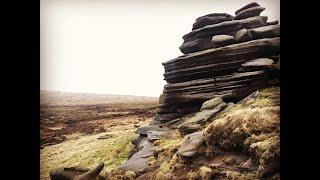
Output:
left=147, top=130, right=166, bottom=142
left=97, top=134, right=113, bottom=140
left=178, top=131, right=205, bottom=158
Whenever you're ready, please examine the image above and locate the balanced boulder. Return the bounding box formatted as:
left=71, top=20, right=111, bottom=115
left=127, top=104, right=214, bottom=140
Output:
left=234, top=5, right=265, bottom=20
left=192, top=13, right=233, bottom=30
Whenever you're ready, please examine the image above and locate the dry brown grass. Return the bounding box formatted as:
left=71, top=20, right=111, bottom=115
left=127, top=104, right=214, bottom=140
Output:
left=204, top=87, right=280, bottom=178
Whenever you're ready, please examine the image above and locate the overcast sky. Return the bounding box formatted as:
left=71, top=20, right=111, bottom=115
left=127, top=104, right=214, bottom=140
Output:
left=40, top=0, right=280, bottom=97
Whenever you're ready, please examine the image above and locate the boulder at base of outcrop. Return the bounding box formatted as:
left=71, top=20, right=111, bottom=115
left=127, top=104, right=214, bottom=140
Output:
left=200, top=97, right=224, bottom=111
left=178, top=131, right=205, bottom=158
left=177, top=98, right=227, bottom=134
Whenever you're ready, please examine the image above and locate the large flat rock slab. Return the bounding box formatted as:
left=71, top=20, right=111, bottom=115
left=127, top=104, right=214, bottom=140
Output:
left=118, top=143, right=155, bottom=173
left=178, top=99, right=226, bottom=134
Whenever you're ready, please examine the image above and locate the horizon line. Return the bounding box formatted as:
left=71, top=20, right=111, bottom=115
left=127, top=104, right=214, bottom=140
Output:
left=40, top=89, right=159, bottom=98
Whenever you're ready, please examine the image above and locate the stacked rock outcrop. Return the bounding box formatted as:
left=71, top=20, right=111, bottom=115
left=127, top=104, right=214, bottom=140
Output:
left=155, top=2, right=280, bottom=124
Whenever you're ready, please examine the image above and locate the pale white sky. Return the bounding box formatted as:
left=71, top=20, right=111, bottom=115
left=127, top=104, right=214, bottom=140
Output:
left=40, top=0, right=279, bottom=97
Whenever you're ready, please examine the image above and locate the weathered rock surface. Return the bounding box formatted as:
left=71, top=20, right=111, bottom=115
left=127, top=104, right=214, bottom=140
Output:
left=178, top=131, right=205, bottom=158
left=118, top=142, right=155, bottom=173
left=234, top=6, right=265, bottom=20
left=235, top=2, right=260, bottom=15
left=116, top=3, right=280, bottom=180
left=120, top=125, right=170, bottom=173
left=136, top=125, right=169, bottom=136
left=200, top=97, right=224, bottom=111
left=167, top=38, right=279, bottom=83
left=49, top=164, right=104, bottom=180
left=192, top=13, right=233, bottom=30
left=180, top=16, right=268, bottom=54
left=177, top=97, right=227, bottom=133
left=242, top=58, right=274, bottom=66
left=249, top=24, right=280, bottom=39
left=234, top=28, right=252, bottom=42
left=178, top=102, right=226, bottom=134
left=74, top=163, right=104, bottom=180
left=155, top=2, right=280, bottom=123
left=211, top=35, right=235, bottom=47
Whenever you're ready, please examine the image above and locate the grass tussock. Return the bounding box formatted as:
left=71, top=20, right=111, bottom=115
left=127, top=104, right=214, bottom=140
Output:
left=155, top=130, right=183, bottom=160
left=154, top=154, right=181, bottom=180
left=204, top=87, right=280, bottom=178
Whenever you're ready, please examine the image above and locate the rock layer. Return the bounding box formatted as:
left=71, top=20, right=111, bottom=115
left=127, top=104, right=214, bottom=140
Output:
left=180, top=16, right=269, bottom=54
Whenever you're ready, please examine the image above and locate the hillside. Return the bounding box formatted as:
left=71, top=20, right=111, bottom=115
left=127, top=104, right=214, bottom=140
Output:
left=40, top=91, right=158, bottom=180
left=45, top=2, right=280, bottom=180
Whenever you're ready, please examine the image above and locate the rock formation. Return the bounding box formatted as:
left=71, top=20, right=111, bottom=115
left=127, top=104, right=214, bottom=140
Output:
left=101, top=2, right=280, bottom=180
left=154, top=2, right=280, bottom=124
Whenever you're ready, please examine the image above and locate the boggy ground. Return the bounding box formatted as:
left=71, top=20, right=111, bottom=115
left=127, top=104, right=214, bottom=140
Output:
left=40, top=91, right=158, bottom=147
left=40, top=91, right=158, bottom=180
